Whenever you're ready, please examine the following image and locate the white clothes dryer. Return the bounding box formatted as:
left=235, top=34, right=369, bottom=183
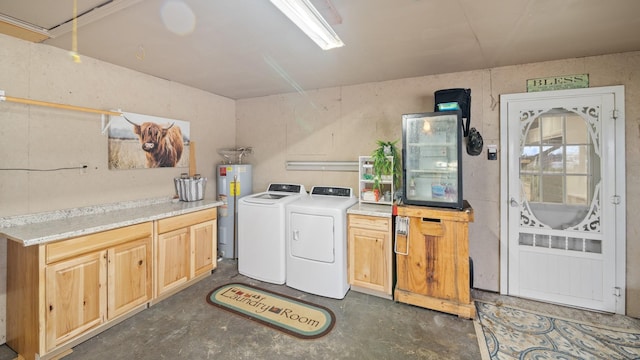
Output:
left=285, top=186, right=357, bottom=299
left=238, top=183, right=307, bottom=284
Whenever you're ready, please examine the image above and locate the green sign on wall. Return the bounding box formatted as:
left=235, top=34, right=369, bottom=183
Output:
left=527, top=74, right=589, bottom=92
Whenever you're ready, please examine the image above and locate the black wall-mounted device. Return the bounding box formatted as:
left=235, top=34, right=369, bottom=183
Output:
left=434, top=88, right=483, bottom=156
left=434, top=88, right=471, bottom=134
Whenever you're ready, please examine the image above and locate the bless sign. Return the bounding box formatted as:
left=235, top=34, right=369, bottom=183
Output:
left=527, top=74, right=589, bottom=92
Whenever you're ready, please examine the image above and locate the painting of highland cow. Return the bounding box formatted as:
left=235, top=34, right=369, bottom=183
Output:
left=108, top=112, right=190, bottom=169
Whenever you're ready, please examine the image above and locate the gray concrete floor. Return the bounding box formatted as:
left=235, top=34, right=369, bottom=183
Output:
left=2, top=259, right=638, bottom=360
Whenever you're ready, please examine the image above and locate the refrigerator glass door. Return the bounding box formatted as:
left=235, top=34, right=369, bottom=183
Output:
left=402, top=111, right=463, bottom=209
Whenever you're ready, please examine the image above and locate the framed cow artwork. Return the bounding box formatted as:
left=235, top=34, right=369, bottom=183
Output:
left=108, top=112, right=190, bottom=169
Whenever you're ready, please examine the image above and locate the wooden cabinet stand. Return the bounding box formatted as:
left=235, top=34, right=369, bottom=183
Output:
left=394, top=202, right=475, bottom=318
left=347, top=214, right=393, bottom=299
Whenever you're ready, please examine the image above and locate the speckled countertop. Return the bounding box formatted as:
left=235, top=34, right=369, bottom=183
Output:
left=347, top=202, right=393, bottom=217
left=0, top=197, right=222, bottom=246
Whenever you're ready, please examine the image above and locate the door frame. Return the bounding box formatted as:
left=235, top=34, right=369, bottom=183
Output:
left=499, top=85, right=626, bottom=314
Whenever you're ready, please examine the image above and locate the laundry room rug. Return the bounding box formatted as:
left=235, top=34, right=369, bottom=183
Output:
left=206, top=283, right=335, bottom=339
left=474, top=301, right=640, bottom=359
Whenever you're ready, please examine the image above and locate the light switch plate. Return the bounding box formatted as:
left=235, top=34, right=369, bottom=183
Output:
left=487, top=145, right=498, bottom=160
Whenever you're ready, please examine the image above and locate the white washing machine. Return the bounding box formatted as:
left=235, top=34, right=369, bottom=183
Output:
left=238, top=183, right=307, bottom=284
left=286, top=186, right=357, bottom=299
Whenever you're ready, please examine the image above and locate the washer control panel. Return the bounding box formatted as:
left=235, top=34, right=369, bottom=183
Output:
left=310, top=186, right=353, bottom=197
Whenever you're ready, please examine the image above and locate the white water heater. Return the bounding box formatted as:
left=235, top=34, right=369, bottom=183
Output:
left=217, top=164, right=252, bottom=259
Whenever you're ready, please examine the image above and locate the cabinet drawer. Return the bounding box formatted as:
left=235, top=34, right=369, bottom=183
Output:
left=348, top=214, right=390, bottom=232
left=46, top=222, right=152, bottom=264
left=157, top=208, right=216, bottom=234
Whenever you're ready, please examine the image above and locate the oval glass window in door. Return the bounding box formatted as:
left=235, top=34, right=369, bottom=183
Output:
left=518, top=107, right=601, bottom=253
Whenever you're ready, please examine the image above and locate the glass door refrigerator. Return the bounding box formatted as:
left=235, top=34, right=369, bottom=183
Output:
left=402, top=111, right=464, bottom=209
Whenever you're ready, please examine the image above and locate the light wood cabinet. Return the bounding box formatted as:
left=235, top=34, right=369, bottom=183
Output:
left=191, top=220, right=216, bottom=277
left=157, top=227, right=190, bottom=294
left=155, top=208, right=217, bottom=299
left=6, top=207, right=217, bottom=360
left=45, top=250, right=107, bottom=350
left=108, top=237, right=153, bottom=319
left=44, top=223, right=152, bottom=351
left=394, top=203, right=475, bottom=318
left=8, top=222, right=153, bottom=360
left=347, top=214, right=393, bottom=299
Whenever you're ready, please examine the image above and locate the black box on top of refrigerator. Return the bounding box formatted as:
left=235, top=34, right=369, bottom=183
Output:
left=401, top=111, right=464, bottom=210
left=434, top=88, right=471, bottom=135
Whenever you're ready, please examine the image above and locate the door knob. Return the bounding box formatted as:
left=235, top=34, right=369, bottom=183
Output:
left=510, top=197, right=519, bottom=207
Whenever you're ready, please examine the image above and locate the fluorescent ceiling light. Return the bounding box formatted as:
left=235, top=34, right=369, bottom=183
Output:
left=270, top=0, right=344, bottom=50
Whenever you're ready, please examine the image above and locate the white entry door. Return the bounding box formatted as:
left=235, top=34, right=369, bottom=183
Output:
left=500, top=86, right=626, bottom=314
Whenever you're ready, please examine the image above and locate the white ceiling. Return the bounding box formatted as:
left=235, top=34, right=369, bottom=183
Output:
left=2, top=0, right=640, bottom=99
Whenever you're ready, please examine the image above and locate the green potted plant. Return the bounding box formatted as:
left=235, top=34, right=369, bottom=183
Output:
left=371, top=140, right=402, bottom=200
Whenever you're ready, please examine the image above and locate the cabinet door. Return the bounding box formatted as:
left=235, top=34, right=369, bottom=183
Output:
left=348, top=227, right=389, bottom=293
left=157, top=227, right=190, bottom=296
left=398, top=216, right=458, bottom=300
left=45, top=251, right=107, bottom=350
left=108, top=236, right=152, bottom=320
left=191, top=220, right=216, bottom=278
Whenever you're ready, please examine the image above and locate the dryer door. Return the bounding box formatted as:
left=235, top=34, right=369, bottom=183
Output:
left=289, top=212, right=335, bottom=263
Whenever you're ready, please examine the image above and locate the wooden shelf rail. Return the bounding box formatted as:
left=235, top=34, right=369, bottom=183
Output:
left=0, top=90, right=122, bottom=116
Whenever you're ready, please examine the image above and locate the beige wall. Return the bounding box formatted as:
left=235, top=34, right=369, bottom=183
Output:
left=0, top=33, right=236, bottom=343
left=236, top=51, right=640, bottom=317
left=0, top=34, right=236, bottom=214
